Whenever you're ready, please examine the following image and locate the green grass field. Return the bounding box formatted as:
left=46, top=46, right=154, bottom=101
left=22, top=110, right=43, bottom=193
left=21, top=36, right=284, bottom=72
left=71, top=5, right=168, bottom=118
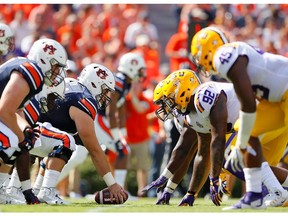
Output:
left=0, top=197, right=287, bottom=213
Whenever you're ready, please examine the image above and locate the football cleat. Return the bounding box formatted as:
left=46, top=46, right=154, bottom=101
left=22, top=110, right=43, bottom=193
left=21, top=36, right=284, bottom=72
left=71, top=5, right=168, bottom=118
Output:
left=6, top=186, right=26, bottom=202
left=0, top=186, right=25, bottom=204
left=37, top=187, right=70, bottom=205
left=223, top=192, right=266, bottom=210
left=264, top=189, right=288, bottom=207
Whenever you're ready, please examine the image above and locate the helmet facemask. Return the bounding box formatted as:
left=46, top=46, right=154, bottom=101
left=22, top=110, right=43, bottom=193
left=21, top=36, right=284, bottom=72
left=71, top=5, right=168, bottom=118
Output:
left=95, top=83, right=114, bottom=110
left=154, top=96, right=176, bottom=121
left=44, top=58, right=67, bottom=86
left=38, top=80, right=66, bottom=113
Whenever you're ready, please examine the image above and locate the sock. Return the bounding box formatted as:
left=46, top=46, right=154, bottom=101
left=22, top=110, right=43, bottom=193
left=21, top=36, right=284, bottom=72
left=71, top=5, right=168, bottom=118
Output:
left=20, top=180, right=31, bottom=191
left=114, top=169, right=127, bottom=188
left=42, top=170, right=61, bottom=188
left=7, top=168, right=21, bottom=188
left=0, top=173, right=10, bottom=186
left=261, top=161, right=285, bottom=193
left=243, top=167, right=262, bottom=193
left=33, top=173, right=44, bottom=190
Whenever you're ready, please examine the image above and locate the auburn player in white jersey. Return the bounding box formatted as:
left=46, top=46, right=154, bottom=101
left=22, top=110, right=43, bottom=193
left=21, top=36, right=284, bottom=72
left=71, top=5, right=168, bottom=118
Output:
left=190, top=26, right=288, bottom=210
left=0, top=38, right=67, bottom=204
left=143, top=69, right=288, bottom=207
left=0, top=23, right=14, bottom=64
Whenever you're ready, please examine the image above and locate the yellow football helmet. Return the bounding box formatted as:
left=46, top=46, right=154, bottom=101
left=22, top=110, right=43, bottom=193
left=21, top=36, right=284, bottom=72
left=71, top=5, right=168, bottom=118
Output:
left=153, top=69, right=201, bottom=121
left=190, top=27, right=229, bottom=76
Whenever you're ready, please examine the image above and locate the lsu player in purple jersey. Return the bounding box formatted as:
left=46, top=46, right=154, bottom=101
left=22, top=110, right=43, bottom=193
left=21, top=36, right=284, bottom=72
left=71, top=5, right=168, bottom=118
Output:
left=189, top=26, right=288, bottom=210
left=0, top=38, right=67, bottom=204
left=94, top=52, right=146, bottom=188
left=143, top=69, right=288, bottom=207
left=28, top=63, right=127, bottom=204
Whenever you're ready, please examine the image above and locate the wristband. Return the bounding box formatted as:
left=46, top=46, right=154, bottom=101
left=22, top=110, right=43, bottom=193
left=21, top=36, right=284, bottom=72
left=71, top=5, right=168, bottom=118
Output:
left=111, top=128, right=120, bottom=140
left=235, top=111, right=256, bottom=149
left=103, top=172, right=116, bottom=186
left=165, top=179, right=178, bottom=193
left=161, top=168, right=173, bottom=179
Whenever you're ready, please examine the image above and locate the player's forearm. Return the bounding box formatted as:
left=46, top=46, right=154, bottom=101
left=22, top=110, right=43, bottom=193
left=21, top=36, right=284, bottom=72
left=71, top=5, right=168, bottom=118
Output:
left=210, top=137, right=225, bottom=178
left=188, top=150, right=210, bottom=193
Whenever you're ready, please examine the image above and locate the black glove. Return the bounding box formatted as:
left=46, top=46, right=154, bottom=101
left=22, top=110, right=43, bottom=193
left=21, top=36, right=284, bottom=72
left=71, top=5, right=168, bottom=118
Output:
left=18, top=127, right=40, bottom=151
left=114, top=140, right=124, bottom=158
left=23, top=189, right=40, bottom=204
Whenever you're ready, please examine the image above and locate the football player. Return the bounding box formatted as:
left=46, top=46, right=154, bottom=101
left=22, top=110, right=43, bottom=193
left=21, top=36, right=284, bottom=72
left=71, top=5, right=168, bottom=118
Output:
left=0, top=38, right=67, bottom=204
left=143, top=69, right=288, bottom=207
left=31, top=64, right=127, bottom=204
left=0, top=23, right=15, bottom=64
left=94, top=52, right=146, bottom=188
left=190, top=26, right=288, bottom=209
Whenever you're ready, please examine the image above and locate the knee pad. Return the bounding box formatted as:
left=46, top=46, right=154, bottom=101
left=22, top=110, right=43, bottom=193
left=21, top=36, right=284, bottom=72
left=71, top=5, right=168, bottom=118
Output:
left=39, top=159, right=46, bottom=170
left=48, top=145, right=73, bottom=163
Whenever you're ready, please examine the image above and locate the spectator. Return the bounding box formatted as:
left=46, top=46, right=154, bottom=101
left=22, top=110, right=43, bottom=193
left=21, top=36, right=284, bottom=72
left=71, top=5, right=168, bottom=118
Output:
left=126, top=81, right=154, bottom=197
left=124, top=11, right=159, bottom=50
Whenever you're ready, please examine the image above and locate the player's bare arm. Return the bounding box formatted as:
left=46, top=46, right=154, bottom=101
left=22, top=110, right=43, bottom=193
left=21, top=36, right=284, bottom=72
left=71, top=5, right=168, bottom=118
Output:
left=227, top=56, right=256, bottom=113
left=70, top=106, right=126, bottom=203
left=209, top=92, right=228, bottom=178
left=0, top=72, right=30, bottom=142
left=187, top=132, right=211, bottom=193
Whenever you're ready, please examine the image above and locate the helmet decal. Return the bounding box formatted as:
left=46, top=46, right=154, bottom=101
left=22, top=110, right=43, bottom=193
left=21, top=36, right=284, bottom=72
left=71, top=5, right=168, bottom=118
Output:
left=43, top=44, right=57, bottom=55
left=96, top=67, right=108, bottom=79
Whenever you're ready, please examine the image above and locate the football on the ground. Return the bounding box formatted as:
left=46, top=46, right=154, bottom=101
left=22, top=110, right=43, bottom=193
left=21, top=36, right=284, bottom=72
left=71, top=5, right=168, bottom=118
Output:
left=95, top=187, right=129, bottom=204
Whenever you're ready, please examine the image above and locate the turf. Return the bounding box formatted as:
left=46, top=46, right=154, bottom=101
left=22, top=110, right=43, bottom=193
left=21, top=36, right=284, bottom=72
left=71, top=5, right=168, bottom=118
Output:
left=0, top=197, right=287, bottom=213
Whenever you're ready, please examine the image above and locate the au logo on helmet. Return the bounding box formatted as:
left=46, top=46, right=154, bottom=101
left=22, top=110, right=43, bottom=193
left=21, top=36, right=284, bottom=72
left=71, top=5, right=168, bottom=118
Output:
left=0, top=30, right=5, bottom=37
left=96, top=68, right=108, bottom=79
left=43, top=44, right=57, bottom=55
left=131, top=59, right=139, bottom=66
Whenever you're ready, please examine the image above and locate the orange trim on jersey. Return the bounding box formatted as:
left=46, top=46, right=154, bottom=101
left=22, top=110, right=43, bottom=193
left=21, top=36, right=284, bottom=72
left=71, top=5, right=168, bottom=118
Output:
left=0, top=132, right=10, bottom=148
left=80, top=98, right=96, bottom=119
left=97, top=115, right=112, bottom=137
left=115, top=80, right=123, bottom=89
left=40, top=127, right=71, bottom=148
left=25, top=103, right=39, bottom=123
left=23, top=62, right=42, bottom=88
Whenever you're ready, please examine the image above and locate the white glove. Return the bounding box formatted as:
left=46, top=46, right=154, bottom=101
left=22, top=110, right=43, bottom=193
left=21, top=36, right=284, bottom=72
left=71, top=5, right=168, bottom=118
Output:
left=224, top=146, right=245, bottom=172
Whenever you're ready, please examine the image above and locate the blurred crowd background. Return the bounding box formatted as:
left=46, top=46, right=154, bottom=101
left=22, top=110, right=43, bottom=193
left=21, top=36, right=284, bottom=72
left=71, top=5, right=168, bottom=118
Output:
left=1, top=3, right=288, bottom=199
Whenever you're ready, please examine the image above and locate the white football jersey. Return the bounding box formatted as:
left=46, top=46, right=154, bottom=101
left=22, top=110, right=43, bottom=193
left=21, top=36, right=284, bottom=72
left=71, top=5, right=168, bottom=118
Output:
left=184, top=82, right=240, bottom=134
left=213, top=42, right=288, bottom=102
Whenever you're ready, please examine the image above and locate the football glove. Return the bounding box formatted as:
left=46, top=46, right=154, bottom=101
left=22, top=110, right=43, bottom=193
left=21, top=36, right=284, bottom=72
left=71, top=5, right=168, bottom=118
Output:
left=18, top=127, right=40, bottom=151
left=209, top=176, right=222, bottom=206
left=142, top=175, right=168, bottom=192
left=224, top=146, right=245, bottom=172
left=178, top=192, right=196, bottom=206
left=156, top=189, right=171, bottom=205
left=23, top=189, right=40, bottom=204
